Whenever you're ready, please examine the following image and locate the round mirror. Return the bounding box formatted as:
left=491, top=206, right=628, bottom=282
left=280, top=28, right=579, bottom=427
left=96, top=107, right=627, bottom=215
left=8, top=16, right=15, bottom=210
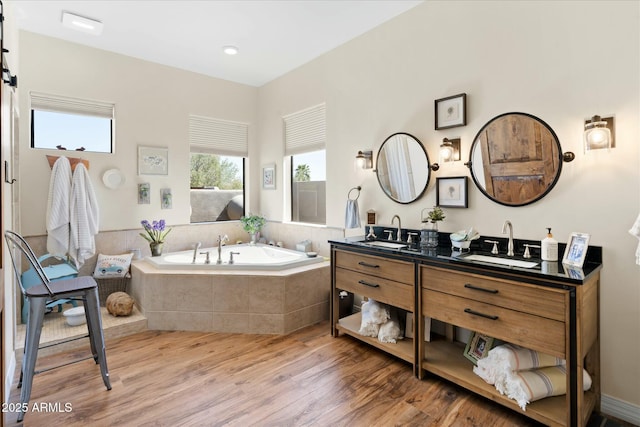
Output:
left=376, top=132, right=431, bottom=204
left=469, top=112, right=562, bottom=206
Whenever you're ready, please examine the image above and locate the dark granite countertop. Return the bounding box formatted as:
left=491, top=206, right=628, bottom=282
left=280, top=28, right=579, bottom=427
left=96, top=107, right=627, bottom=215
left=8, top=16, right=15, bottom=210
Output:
left=329, top=231, right=603, bottom=287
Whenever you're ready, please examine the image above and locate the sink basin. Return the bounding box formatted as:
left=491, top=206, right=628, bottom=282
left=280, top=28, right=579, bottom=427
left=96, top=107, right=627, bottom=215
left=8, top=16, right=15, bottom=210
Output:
left=364, top=241, right=408, bottom=250
left=462, top=254, right=539, bottom=269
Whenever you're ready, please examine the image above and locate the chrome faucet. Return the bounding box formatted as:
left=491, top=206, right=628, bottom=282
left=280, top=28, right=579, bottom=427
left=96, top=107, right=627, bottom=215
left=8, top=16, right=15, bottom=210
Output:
left=192, top=242, right=202, bottom=263
left=391, top=215, right=402, bottom=242
left=216, top=234, right=229, bottom=264
left=502, top=220, right=514, bottom=256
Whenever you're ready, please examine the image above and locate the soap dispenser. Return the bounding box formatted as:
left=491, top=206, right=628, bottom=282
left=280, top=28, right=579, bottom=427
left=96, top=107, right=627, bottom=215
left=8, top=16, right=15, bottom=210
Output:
left=541, top=228, right=558, bottom=262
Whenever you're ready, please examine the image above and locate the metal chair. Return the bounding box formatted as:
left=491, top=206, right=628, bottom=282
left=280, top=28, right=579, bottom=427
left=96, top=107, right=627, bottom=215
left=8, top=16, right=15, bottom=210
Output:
left=4, top=230, right=111, bottom=422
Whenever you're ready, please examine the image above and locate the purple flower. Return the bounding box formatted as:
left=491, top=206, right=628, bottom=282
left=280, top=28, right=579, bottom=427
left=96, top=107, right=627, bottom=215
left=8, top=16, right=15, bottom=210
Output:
left=140, top=219, right=171, bottom=244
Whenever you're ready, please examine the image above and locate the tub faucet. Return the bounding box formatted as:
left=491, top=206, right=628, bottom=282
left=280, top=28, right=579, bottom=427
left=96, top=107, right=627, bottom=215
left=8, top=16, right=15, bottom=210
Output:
left=391, top=215, right=402, bottom=242
left=192, top=242, right=202, bottom=263
left=502, top=220, right=514, bottom=257
left=216, top=234, right=229, bottom=264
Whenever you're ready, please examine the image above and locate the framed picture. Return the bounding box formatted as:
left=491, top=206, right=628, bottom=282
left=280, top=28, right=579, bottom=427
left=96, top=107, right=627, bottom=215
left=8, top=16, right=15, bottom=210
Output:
left=464, top=332, right=494, bottom=365
left=435, top=93, right=467, bottom=130
left=562, top=232, right=590, bottom=267
left=138, top=146, right=168, bottom=175
left=263, top=164, right=276, bottom=189
left=138, top=183, right=150, bottom=204
left=160, top=188, right=172, bottom=209
left=436, top=176, right=468, bottom=208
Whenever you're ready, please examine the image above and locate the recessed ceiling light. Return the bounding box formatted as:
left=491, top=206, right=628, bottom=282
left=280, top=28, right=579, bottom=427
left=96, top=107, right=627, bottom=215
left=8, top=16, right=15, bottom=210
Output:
left=62, top=11, right=103, bottom=35
left=223, top=45, right=239, bottom=55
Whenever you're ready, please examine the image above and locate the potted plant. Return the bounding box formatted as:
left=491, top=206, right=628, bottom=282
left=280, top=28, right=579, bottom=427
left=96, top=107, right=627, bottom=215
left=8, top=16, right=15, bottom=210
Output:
left=240, top=214, right=266, bottom=244
left=421, top=206, right=445, bottom=248
left=140, top=219, right=172, bottom=256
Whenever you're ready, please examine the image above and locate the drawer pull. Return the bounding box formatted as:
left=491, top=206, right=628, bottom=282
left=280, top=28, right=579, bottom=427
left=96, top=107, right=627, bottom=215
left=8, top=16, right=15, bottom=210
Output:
left=358, top=261, right=380, bottom=268
left=464, top=308, right=499, bottom=320
left=464, top=283, right=499, bottom=294
left=358, top=279, right=380, bottom=288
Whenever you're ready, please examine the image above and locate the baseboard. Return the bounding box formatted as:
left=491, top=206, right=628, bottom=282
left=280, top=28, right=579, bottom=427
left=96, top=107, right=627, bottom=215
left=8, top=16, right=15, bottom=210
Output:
left=601, top=394, right=640, bottom=425
left=4, top=352, right=16, bottom=402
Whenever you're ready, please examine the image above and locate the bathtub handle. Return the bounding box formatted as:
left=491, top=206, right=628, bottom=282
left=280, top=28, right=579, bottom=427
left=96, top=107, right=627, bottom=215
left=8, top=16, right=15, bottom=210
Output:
left=229, top=251, right=240, bottom=264
left=200, top=251, right=211, bottom=264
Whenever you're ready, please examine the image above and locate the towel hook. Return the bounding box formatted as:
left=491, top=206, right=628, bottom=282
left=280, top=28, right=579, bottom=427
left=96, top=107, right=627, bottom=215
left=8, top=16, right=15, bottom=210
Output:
left=348, top=186, right=361, bottom=201
left=4, top=161, right=16, bottom=184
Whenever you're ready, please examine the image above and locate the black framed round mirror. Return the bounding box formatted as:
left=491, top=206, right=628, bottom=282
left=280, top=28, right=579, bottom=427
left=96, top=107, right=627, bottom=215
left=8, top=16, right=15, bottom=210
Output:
left=376, top=132, right=431, bottom=204
left=468, top=112, right=563, bottom=206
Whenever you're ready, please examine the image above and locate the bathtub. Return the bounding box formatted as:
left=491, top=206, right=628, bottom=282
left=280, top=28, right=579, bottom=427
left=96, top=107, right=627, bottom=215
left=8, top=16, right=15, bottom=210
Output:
left=131, top=243, right=330, bottom=334
left=145, top=243, right=324, bottom=271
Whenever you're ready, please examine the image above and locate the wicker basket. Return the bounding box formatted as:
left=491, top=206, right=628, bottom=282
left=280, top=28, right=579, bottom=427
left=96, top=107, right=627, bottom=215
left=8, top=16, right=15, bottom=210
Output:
left=95, top=274, right=130, bottom=306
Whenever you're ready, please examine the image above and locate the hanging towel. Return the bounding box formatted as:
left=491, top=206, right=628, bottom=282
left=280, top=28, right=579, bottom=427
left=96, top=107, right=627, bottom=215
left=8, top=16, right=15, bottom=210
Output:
left=46, top=156, right=72, bottom=257
left=629, top=213, right=640, bottom=265
left=345, top=199, right=361, bottom=229
left=69, top=163, right=99, bottom=268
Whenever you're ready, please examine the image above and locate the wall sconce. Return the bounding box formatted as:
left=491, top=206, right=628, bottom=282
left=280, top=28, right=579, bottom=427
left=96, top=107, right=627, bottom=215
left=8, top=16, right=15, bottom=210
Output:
left=355, top=150, right=373, bottom=169
left=584, top=115, right=614, bottom=152
left=439, top=137, right=461, bottom=163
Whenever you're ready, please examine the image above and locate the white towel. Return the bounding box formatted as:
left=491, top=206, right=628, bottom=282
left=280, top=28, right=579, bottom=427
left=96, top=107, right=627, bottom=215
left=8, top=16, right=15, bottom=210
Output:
left=629, top=213, right=640, bottom=265
left=345, top=199, right=361, bottom=229
left=69, top=163, right=99, bottom=268
left=378, top=308, right=403, bottom=344
left=358, top=299, right=390, bottom=337
left=46, top=156, right=72, bottom=257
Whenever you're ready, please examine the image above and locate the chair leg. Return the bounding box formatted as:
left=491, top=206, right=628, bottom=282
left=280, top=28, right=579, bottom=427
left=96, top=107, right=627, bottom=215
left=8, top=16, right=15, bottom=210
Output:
left=84, top=289, right=111, bottom=391
left=83, top=296, right=98, bottom=363
left=19, top=298, right=47, bottom=422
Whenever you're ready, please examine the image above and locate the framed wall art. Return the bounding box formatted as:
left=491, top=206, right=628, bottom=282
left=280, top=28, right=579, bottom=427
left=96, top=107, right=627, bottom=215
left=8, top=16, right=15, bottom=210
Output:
left=435, top=93, right=467, bottom=130
left=562, top=232, right=590, bottom=268
left=436, top=176, right=468, bottom=208
left=160, top=188, right=172, bottom=209
left=464, top=332, right=494, bottom=365
left=138, top=146, right=168, bottom=175
left=263, top=164, right=275, bottom=189
left=138, top=183, right=150, bottom=204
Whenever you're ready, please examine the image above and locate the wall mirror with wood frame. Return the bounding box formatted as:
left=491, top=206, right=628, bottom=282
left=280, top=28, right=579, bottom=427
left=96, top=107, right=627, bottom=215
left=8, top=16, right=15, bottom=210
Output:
left=468, top=112, right=563, bottom=206
left=376, top=132, right=431, bottom=204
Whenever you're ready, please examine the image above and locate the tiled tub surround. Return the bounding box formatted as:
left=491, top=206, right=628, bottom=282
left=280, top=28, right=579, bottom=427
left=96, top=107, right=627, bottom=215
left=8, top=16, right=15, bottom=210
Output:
left=130, top=259, right=330, bottom=334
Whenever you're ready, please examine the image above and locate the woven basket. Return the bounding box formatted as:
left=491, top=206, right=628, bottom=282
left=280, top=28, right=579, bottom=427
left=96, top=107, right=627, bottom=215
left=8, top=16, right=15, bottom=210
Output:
left=95, top=274, right=130, bottom=306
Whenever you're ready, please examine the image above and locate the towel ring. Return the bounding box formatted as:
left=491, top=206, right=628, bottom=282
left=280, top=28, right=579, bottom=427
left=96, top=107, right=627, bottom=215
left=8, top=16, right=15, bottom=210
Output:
left=348, top=186, right=361, bottom=201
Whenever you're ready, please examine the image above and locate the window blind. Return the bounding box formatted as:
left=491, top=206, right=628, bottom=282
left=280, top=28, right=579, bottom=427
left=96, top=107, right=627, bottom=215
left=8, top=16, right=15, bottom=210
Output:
left=284, top=103, right=326, bottom=156
left=30, top=91, right=114, bottom=119
left=189, top=115, right=249, bottom=157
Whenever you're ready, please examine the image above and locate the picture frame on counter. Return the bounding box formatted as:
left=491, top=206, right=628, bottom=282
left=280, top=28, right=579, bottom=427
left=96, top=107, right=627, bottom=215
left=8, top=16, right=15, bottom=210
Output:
left=562, top=232, right=590, bottom=268
left=435, top=93, right=467, bottom=130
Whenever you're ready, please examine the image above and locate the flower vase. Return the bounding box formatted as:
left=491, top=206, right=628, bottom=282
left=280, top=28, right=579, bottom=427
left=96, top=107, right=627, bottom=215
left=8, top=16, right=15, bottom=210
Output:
left=249, top=232, right=259, bottom=245
left=150, top=242, right=164, bottom=257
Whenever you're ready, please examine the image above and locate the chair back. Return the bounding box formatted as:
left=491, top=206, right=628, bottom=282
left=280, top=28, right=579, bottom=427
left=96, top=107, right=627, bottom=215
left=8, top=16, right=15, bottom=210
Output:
left=4, top=230, right=54, bottom=297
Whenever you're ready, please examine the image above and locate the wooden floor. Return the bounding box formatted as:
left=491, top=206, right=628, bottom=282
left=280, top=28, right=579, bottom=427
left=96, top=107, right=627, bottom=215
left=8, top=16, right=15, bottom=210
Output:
left=2, top=322, right=585, bottom=426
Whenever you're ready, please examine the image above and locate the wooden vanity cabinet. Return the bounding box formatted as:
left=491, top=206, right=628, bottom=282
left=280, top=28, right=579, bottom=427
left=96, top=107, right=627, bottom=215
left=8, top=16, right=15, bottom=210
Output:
left=418, top=265, right=600, bottom=427
left=329, top=242, right=600, bottom=427
left=331, top=248, right=416, bottom=367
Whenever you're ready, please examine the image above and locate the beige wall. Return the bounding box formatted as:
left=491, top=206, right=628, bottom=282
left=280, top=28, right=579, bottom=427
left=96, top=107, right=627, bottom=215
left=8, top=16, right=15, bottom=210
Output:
left=18, top=31, right=259, bottom=234
left=257, top=0, right=640, bottom=414
left=11, top=0, right=640, bottom=419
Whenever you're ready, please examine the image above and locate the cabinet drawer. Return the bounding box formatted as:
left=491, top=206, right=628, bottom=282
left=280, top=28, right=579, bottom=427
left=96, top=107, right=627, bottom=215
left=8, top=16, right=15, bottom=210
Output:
left=421, top=266, right=566, bottom=322
left=335, top=250, right=414, bottom=284
left=336, top=267, right=413, bottom=311
left=422, top=289, right=565, bottom=358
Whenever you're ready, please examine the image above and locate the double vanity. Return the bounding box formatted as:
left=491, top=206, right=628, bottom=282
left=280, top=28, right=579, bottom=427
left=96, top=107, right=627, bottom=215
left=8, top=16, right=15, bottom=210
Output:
left=330, top=235, right=602, bottom=427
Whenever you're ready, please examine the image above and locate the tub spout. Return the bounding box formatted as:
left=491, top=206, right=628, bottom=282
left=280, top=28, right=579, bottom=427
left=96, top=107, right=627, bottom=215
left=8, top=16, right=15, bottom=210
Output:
left=217, top=235, right=229, bottom=264
left=192, top=242, right=202, bottom=264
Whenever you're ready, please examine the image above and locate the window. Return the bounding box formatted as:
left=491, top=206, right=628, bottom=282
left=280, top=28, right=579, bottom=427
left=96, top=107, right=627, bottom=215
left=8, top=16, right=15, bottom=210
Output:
left=284, top=104, right=326, bottom=225
left=30, top=92, right=114, bottom=153
left=189, top=115, right=248, bottom=223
